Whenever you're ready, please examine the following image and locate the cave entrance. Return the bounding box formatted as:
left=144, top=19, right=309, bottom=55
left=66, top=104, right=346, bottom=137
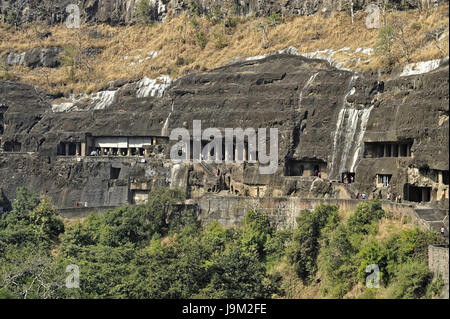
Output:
left=341, top=172, right=355, bottom=184
left=285, top=159, right=327, bottom=177
left=404, top=184, right=431, bottom=202
left=0, top=113, right=3, bottom=136
left=377, top=174, right=392, bottom=187
left=3, top=141, right=21, bottom=152
left=443, top=171, right=449, bottom=185
left=110, top=167, right=121, bottom=180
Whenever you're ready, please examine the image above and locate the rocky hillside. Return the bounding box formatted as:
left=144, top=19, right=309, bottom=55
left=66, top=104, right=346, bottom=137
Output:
left=0, top=1, right=448, bottom=95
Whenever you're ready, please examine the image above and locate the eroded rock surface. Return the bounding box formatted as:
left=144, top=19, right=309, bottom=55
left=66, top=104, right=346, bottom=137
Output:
left=0, top=54, right=448, bottom=214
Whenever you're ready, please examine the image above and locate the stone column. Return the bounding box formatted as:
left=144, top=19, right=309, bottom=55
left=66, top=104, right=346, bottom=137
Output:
left=398, top=144, right=402, bottom=157
left=439, top=171, right=443, bottom=185
left=152, top=137, right=157, bottom=145
left=383, top=144, right=387, bottom=157
left=391, top=144, right=395, bottom=157
left=127, top=148, right=131, bottom=156
left=65, top=143, right=70, bottom=156
left=243, top=144, right=248, bottom=162
left=81, top=143, right=86, bottom=157
left=422, top=188, right=428, bottom=202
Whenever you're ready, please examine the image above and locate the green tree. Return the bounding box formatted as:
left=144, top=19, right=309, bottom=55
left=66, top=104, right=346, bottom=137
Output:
left=318, top=224, right=359, bottom=297
left=388, top=260, right=433, bottom=299
left=347, top=200, right=385, bottom=236
left=287, top=204, right=339, bottom=283
left=135, top=0, right=158, bottom=25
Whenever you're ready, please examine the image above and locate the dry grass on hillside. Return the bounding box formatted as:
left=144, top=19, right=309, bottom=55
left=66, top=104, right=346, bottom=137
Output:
left=0, top=5, right=448, bottom=94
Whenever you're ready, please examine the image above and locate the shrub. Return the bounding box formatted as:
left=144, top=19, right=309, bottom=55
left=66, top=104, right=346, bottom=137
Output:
left=195, top=31, right=208, bottom=49
left=266, top=12, right=284, bottom=26
left=388, top=260, right=433, bottom=299
left=358, top=239, right=387, bottom=286
left=135, top=0, right=158, bottom=25
left=0, top=188, right=64, bottom=248
left=287, top=204, right=339, bottom=283
left=383, top=228, right=443, bottom=284
left=214, top=32, right=227, bottom=49
left=318, top=224, right=359, bottom=297
left=239, top=209, right=273, bottom=260
left=347, top=200, right=385, bottom=236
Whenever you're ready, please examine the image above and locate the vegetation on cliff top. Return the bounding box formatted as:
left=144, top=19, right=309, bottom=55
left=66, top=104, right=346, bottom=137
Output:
left=0, top=187, right=445, bottom=299
left=0, top=4, right=448, bottom=94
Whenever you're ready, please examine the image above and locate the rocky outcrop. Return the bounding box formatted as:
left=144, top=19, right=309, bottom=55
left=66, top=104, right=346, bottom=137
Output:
left=4, top=47, right=61, bottom=68
left=0, top=0, right=443, bottom=26
left=0, top=53, right=448, bottom=211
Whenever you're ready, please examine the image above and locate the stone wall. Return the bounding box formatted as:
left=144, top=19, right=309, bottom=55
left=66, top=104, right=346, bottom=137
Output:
left=428, top=245, right=449, bottom=299
left=191, top=195, right=423, bottom=228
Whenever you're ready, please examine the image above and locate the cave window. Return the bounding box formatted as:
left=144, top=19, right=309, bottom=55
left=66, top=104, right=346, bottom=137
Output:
left=392, top=144, right=398, bottom=157
left=404, top=184, right=431, bottom=202
left=400, top=144, right=408, bottom=157
left=343, top=172, right=355, bottom=183
left=386, top=144, right=391, bottom=157
left=443, top=171, right=449, bottom=185
left=3, top=141, right=21, bottom=152
left=314, top=165, right=320, bottom=176
left=378, top=174, right=391, bottom=187
left=110, top=167, right=121, bottom=180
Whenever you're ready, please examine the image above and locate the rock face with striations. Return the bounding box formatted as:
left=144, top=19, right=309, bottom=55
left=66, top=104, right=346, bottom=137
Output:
left=0, top=0, right=440, bottom=26
left=0, top=53, right=448, bottom=212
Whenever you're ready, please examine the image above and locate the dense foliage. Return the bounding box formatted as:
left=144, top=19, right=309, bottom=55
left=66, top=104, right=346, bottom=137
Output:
left=0, top=189, right=445, bottom=299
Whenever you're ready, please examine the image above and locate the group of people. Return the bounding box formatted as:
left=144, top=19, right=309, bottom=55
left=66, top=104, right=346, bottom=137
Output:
left=89, top=148, right=129, bottom=157
left=355, top=191, right=402, bottom=202
left=386, top=192, right=402, bottom=203
left=356, top=193, right=367, bottom=199
left=343, top=174, right=354, bottom=186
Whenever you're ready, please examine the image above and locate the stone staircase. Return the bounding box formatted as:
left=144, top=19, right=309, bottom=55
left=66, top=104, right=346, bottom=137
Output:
left=415, top=206, right=449, bottom=244
left=199, top=161, right=216, bottom=177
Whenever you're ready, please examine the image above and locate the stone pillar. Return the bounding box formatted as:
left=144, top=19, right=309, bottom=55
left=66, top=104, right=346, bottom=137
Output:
left=100, top=147, right=104, bottom=156
left=243, top=144, right=248, bottom=162
left=422, top=188, right=428, bottom=202
left=152, top=137, right=157, bottom=145
left=127, top=148, right=131, bottom=156
left=225, top=147, right=230, bottom=162
left=407, top=144, right=411, bottom=157
left=76, top=143, right=81, bottom=156
left=65, top=143, right=70, bottom=156
left=398, top=144, right=402, bottom=157
left=391, top=144, right=395, bottom=157
left=439, top=171, right=443, bottom=185
left=81, top=143, right=86, bottom=157
left=383, top=144, right=387, bottom=157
